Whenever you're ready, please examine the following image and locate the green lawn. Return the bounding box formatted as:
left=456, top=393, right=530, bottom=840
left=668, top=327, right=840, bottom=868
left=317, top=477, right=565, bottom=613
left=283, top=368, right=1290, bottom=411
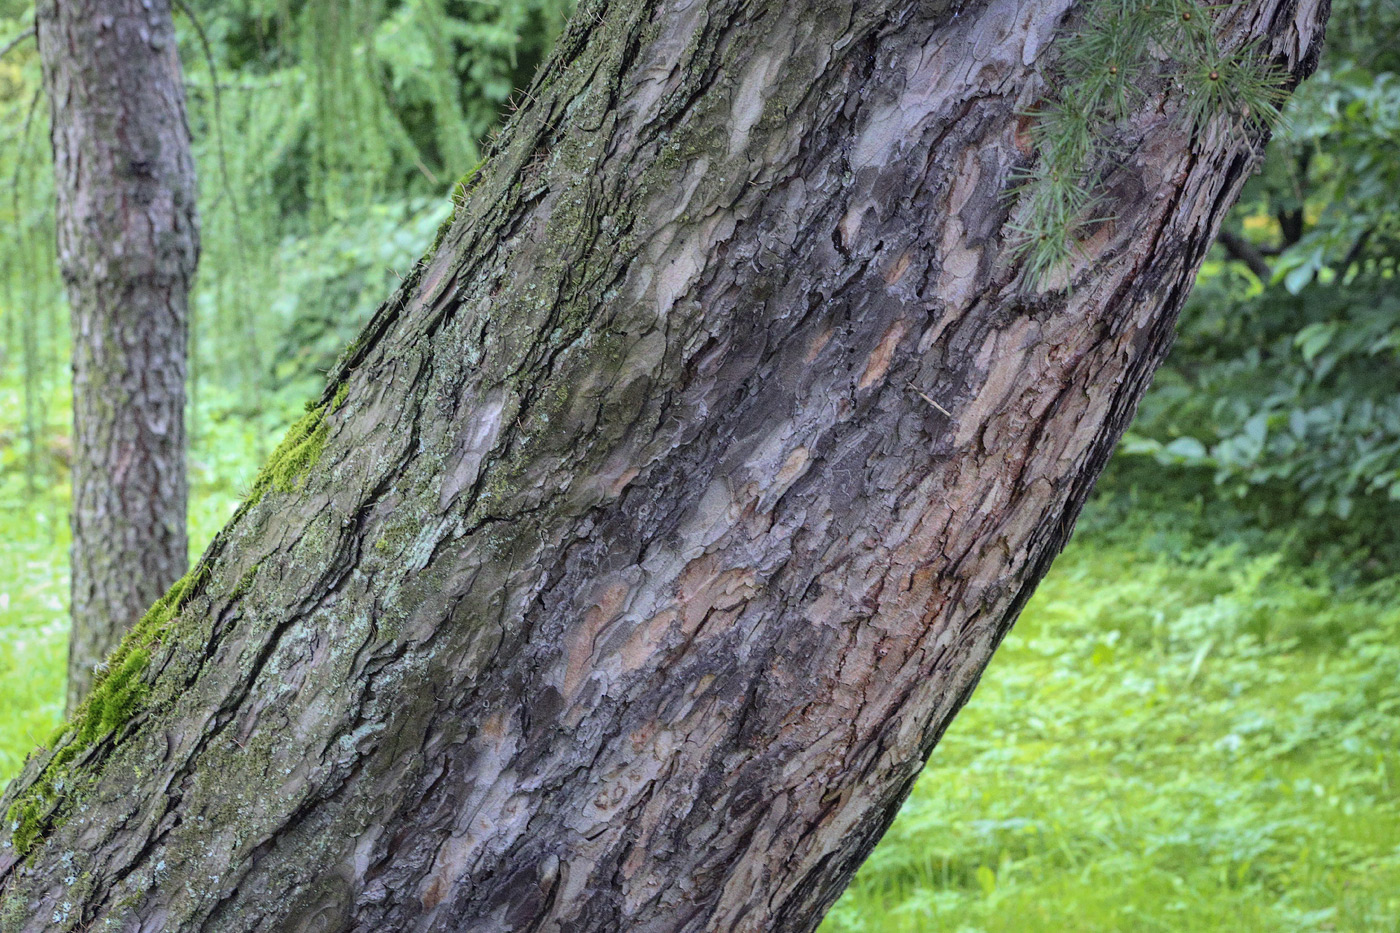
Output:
left=0, top=491, right=66, bottom=782
left=822, top=517, right=1400, bottom=932
left=2, top=465, right=1397, bottom=932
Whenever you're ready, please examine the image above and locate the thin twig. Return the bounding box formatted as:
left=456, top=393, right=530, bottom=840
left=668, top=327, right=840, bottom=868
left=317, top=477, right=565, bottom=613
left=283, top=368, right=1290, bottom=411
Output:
left=906, top=382, right=952, bottom=417
left=411, top=153, right=439, bottom=186
left=173, top=0, right=240, bottom=227
left=0, top=25, right=34, bottom=61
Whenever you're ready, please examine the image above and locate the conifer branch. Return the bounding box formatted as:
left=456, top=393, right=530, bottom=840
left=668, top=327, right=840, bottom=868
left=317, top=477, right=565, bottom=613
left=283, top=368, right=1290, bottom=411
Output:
left=1008, top=0, right=1291, bottom=289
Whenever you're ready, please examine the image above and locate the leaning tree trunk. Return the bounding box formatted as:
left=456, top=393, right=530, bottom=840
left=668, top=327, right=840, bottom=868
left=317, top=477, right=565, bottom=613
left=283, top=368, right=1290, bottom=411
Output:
left=38, top=0, right=200, bottom=712
left=1, top=0, right=1324, bottom=930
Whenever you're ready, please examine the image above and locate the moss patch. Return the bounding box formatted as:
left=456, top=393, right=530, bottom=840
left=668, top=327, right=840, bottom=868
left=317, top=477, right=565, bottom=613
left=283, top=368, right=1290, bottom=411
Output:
left=5, top=564, right=209, bottom=858
left=244, top=384, right=347, bottom=508
left=426, top=157, right=490, bottom=256
left=230, top=563, right=260, bottom=600
left=10, top=380, right=358, bottom=860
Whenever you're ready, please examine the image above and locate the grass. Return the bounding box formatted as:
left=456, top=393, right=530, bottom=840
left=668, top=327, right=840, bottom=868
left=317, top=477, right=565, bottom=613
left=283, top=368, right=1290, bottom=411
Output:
left=0, top=481, right=67, bottom=782
left=822, top=510, right=1400, bottom=932
left=1, top=378, right=1397, bottom=928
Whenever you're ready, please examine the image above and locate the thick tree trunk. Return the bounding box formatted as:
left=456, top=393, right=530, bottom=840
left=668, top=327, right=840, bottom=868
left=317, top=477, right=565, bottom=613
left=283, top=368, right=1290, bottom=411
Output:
left=38, top=0, right=200, bottom=712
left=2, top=0, right=1324, bottom=930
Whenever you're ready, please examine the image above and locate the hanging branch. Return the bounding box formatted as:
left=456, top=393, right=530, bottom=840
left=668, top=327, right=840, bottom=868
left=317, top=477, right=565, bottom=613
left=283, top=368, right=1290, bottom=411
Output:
left=172, top=0, right=239, bottom=221
left=173, top=0, right=268, bottom=433
left=0, top=25, right=34, bottom=61
left=1217, top=227, right=1274, bottom=281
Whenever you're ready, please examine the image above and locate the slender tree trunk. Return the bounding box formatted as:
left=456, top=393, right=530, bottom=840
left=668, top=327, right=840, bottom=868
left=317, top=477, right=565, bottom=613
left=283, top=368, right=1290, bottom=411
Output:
left=1, top=0, right=1324, bottom=930
left=38, top=0, right=201, bottom=712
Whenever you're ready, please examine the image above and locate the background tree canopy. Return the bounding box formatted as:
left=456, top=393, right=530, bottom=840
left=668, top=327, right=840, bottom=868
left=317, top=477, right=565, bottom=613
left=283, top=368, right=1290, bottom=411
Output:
left=1122, top=0, right=1400, bottom=556
left=0, top=0, right=1396, bottom=929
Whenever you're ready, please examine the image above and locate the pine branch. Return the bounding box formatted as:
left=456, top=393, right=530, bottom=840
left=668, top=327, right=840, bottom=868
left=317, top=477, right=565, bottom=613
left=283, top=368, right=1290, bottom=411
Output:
left=1008, top=0, right=1291, bottom=290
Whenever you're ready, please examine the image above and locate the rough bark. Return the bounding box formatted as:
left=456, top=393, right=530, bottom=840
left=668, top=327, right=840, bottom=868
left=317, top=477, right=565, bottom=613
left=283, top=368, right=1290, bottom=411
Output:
left=1, top=0, right=1325, bottom=930
left=39, top=0, right=201, bottom=711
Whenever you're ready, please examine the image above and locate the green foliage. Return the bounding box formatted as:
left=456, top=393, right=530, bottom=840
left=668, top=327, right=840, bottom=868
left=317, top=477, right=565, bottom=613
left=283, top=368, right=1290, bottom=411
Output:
left=183, top=0, right=571, bottom=213
left=172, top=0, right=570, bottom=406
left=1121, top=0, right=1400, bottom=543
left=1010, top=0, right=1286, bottom=284
left=824, top=500, right=1400, bottom=932
left=0, top=4, right=63, bottom=497
left=259, top=197, right=452, bottom=398
left=1125, top=274, right=1400, bottom=530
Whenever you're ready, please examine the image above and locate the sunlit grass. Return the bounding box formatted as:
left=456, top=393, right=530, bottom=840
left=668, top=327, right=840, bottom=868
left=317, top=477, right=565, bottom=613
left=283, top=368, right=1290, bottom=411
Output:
left=824, top=525, right=1400, bottom=932
left=0, top=485, right=67, bottom=780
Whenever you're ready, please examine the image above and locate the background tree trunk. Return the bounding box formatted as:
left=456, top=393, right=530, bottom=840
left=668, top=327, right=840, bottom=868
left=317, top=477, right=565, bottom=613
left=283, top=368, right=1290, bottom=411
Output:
left=38, top=0, right=200, bottom=712
left=1, top=0, right=1324, bottom=930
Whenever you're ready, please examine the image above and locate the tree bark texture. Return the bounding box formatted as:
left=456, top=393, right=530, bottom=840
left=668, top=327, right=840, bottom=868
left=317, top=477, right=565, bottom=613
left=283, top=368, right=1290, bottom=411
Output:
left=2, top=0, right=1325, bottom=930
left=39, top=0, right=201, bottom=712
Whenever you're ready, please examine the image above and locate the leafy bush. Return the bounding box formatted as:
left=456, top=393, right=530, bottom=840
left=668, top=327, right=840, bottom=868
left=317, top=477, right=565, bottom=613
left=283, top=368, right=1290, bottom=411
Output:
left=1120, top=0, right=1400, bottom=550
left=1125, top=275, right=1400, bottom=525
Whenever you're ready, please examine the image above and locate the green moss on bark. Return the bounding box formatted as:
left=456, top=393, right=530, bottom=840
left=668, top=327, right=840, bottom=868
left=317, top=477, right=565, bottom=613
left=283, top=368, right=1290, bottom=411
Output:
left=230, top=563, right=260, bottom=599
left=425, top=157, right=490, bottom=256
left=244, top=383, right=348, bottom=508
left=5, top=563, right=210, bottom=859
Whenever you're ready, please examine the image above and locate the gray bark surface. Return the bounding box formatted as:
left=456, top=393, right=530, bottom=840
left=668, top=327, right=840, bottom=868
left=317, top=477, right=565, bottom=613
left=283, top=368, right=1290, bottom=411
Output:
left=38, top=0, right=201, bottom=711
left=2, top=0, right=1325, bottom=930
